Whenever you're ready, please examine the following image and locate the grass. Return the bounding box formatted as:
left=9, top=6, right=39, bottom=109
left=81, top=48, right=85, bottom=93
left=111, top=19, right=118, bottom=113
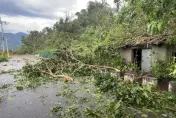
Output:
left=0, top=56, right=8, bottom=63
left=0, top=84, right=11, bottom=89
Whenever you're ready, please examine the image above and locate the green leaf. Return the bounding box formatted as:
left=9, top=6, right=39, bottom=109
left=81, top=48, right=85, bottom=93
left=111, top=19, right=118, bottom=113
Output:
left=84, top=107, right=101, bottom=118
left=172, top=10, right=176, bottom=15
left=8, top=95, right=16, bottom=101
left=162, top=114, right=168, bottom=117
left=157, top=22, right=164, bottom=32
left=151, top=24, right=155, bottom=35
left=143, top=92, right=149, bottom=98
left=147, top=23, right=152, bottom=33
left=150, top=22, right=159, bottom=35
left=115, top=100, right=122, bottom=109
left=141, top=114, right=148, bottom=118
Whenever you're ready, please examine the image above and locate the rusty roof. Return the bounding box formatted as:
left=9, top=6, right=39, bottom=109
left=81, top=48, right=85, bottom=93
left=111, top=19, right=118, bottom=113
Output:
left=121, top=35, right=172, bottom=48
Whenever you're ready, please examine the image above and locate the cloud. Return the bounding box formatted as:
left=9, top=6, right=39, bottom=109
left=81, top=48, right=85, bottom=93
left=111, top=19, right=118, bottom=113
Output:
left=0, top=0, right=89, bottom=19
left=0, top=0, right=45, bottom=18
left=0, top=0, right=115, bottom=33
left=1, top=15, right=56, bottom=33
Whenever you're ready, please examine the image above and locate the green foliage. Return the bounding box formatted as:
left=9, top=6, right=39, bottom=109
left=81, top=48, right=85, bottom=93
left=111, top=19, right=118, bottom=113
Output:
left=49, top=73, right=176, bottom=117
left=93, top=46, right=125, bottom=68
left=122, top=63, right=140, bottom=72
left=17, top=1, right=116, bottom=55
left=11, top=0, right=176, bottom=117
left=114, top=82, right=175, bottom=109
left=20, top=49, right=176, bottom=117
left=124, top=0, right=176, bottom=35
left=0, top=56, right=8, bottom=62
left=168, top=58, right=176, bottom=79
left=151, top=60, right=172, bottom=79
left=16, top=86, right=23, bottom=91
left=22, top=63, right=42, bottom=78
left=93, top=71, right=176, bottom=116
left=94, top=70, right=119, bottom=92
left=151, top=58, right=176, bottom=80
left=17, top=0, right=176, bottom=55
left=0, top=84, right=10, bottom=89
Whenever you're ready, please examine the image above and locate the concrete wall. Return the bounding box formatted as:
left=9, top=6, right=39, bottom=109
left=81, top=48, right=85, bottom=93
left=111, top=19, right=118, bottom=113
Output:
left=151, top=45, right=168, bottom=62
left=142, top=75, right=157, bottom=86
left=119, top=48, right=133, bottom=63
left=119, top=45, right=173, bottom=72
left=169, top=81, right=176, bottom=94
left=166, top=46, right=176, bottom=59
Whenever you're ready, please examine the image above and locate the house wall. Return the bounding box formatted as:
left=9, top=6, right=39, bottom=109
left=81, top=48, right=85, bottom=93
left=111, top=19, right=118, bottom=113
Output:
left=151, top=45, right=168, bottom=62
left=119, top=48, right=133, bottom=63
left=167, top=46, right=176, bottom=58
left=119, top=45, right=172, bottom=72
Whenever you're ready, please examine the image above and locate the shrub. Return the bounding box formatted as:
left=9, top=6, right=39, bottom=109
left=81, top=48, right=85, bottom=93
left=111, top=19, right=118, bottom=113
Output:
left=94, top=70, right=118, bottom=92
left=93, top=71, right=176, bottom=116
left=0, top=56, right=8, bottom=62
left=151, top=58, right=176, bottom=80
left=16, top=86, right=24, bottom=91
left=93, top=45, right=125, bottom=69
left=151, top=60, right=171, bottom=79
left=169, top=57, right=176, bottom=79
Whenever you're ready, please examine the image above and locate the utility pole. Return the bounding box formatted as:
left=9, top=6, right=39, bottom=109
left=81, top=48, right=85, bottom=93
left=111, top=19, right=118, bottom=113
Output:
left=5, top=37, right=9, bottom=57
left=0, top=17, right=5, bottom=55
left=0, top=17, right=9, bottom=57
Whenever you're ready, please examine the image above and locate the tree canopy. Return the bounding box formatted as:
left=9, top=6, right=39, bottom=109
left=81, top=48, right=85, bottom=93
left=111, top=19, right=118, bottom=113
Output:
left=18, top=0, right=176, bottom=54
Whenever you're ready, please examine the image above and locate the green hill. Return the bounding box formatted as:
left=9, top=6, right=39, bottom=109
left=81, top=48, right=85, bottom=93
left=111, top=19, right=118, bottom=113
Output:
left=0, top=32, right=28, bottom=51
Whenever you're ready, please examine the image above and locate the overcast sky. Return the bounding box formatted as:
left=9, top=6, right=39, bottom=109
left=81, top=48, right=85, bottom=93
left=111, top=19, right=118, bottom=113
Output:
left=0, top=0, right=115, bottom=33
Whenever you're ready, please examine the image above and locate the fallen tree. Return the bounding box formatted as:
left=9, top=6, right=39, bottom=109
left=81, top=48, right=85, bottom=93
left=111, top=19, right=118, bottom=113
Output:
left=22, top=49, right=120, bottom=82
left=21, top=49, right=176, bottom=117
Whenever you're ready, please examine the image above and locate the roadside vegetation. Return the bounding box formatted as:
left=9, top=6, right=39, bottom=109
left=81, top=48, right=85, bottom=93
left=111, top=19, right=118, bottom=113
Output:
left=14, top=0, right=176, bottom=117
left=0, top=56, right=8, bottom=63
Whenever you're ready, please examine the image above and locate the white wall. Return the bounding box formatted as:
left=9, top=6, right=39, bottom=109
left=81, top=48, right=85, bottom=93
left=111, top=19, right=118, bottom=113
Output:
left=119, top=45, right=170, bottom=72
left=119, top=48, right=133, bottom=63
left=142, top=49, right=152, bottom=72
left=151, top=45, right=168, bottom=62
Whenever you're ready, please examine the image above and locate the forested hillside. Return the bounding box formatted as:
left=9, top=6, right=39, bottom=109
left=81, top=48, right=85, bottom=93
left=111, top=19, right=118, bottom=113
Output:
left=18, top=1, right=139, bottom=54
left=0, top=32, right=27, bottom=50
left=19, top=0, right=176, bottom=55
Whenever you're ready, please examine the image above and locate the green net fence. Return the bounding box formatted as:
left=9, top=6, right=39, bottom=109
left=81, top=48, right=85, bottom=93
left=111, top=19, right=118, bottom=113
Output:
left=39, top=51, right=57, bottom=59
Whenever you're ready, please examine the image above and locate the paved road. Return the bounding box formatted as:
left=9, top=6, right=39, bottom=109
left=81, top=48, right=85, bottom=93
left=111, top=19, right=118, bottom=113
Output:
left=0, top=55, right=39, bottom=73
left=0, top=55, right=58, bottom=118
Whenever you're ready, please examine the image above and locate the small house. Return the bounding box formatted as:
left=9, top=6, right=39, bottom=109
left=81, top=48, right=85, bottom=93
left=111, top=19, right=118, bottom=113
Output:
left=119, top=35, right=175, bottom=72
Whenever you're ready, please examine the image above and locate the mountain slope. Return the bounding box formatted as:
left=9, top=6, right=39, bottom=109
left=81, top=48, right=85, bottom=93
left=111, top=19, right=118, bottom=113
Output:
left=0, top=32, right=28, bottom=50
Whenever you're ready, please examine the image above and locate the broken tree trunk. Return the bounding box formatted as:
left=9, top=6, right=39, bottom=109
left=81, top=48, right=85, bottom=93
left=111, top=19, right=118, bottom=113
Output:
left=40, top=70, right=73, bottom=81
left=88, top=64, right=120, bottom=73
